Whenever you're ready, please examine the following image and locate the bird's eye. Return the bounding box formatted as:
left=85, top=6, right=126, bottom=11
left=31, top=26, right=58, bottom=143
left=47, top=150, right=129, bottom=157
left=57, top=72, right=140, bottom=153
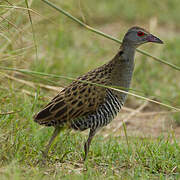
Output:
left=137, top=31, right=145, bottom=36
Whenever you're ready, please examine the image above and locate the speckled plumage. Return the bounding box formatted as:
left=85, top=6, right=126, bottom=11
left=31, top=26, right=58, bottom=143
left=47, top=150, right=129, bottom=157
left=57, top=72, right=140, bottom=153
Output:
left=34, top=52, right=128, bottom=129
left=34, top=26, right=163, bottom=160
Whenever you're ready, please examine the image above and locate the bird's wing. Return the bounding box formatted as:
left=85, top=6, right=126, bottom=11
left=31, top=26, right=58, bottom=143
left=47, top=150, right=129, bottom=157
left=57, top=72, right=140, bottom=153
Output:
left=34, top=67, right=109, bottom=126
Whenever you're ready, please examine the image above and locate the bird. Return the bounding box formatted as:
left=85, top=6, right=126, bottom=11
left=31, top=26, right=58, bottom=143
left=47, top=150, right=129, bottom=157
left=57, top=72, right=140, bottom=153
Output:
left=34, top=26, right=163, bottom=160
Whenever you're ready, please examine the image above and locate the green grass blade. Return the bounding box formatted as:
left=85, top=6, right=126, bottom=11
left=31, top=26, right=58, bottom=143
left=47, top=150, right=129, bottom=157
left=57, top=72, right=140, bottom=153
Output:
left=24, top=0, right=38, bottom=61
left=1, top=66, right=179, bottom=112
left=41, top=0, right=180, bottom=71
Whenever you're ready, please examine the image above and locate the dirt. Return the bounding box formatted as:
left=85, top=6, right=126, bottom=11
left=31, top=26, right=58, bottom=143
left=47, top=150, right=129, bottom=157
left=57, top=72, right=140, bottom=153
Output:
left=101, top=109, right=180, bottom=139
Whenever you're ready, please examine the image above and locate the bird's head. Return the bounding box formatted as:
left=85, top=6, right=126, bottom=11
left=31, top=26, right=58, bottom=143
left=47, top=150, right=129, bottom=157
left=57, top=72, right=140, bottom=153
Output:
left=122, top=26, right=163, bottom=48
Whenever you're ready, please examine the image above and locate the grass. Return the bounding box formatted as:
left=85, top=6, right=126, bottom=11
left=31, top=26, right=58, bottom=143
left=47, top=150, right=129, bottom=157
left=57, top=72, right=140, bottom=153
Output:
left=0, top=0, right=180, bottom=179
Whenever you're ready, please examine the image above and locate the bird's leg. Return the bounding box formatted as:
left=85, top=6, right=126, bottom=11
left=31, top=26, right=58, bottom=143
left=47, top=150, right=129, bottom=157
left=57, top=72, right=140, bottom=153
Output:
left=84, top=128, right=98, bottom=161
left=43, top=126, right=61, bottom=157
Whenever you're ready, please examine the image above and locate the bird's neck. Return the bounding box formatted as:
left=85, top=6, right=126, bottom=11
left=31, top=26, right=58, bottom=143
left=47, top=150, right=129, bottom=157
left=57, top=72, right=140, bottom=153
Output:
left=120, top=44, right=136, bottom=61
left=110, top=44, right=136, bottom=70
left=107, top=44, right=136, bottom=101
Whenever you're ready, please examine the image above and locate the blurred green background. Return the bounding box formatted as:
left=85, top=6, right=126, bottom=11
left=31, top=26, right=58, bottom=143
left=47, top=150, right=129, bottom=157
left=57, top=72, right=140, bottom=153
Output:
left=1, top=0, right=180, bottom=105
left=0, top=0, right=180, bottom=179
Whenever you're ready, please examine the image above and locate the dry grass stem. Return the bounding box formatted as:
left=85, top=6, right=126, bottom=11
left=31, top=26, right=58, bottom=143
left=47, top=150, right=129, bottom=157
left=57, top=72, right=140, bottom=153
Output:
left=4, top=73, right=62, bottom=92
left=0, top=111, right=19, bottom=115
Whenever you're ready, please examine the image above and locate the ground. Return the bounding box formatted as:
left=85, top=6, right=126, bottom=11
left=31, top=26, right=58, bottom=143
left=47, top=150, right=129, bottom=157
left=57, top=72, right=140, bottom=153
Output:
left=0, top=0, right=180, bottom=179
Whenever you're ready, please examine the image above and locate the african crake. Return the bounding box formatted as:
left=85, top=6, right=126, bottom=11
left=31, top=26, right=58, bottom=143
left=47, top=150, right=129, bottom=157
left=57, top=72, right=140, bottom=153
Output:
left=34, top=26, right=163, bottom=160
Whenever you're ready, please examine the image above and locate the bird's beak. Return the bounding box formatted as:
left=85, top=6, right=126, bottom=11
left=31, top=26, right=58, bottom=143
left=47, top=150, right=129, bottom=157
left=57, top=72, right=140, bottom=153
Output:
left=147, top=34, right=163, bottom=44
